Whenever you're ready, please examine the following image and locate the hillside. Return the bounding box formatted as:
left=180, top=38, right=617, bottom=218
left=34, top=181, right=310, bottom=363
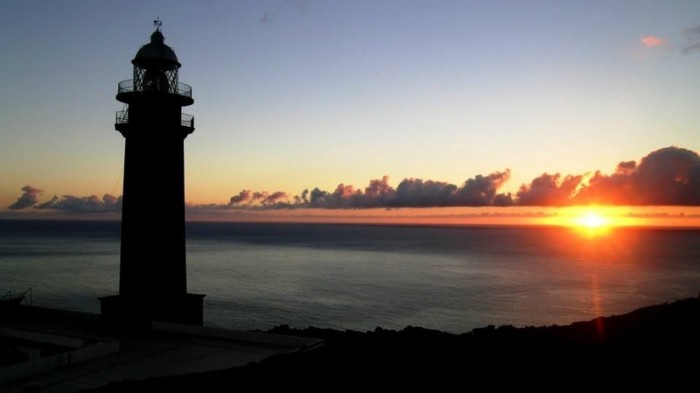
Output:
left=89, top=295, right=700, bottom=391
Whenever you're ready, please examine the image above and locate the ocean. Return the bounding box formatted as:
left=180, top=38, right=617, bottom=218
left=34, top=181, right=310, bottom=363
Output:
left=1, top=219, right=698, bottom=333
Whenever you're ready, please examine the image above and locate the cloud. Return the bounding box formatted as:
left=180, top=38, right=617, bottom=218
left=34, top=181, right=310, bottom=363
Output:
left=456, top=171, right=513, bottom=206
left=8, top=147, right=700, bottom=213
left=265, top=191, right=289, bottom=205
left=307, top=187, right=329, bottom=207
left=683, top=26, right=700, bottom=54
left=641, top=35, right=669, bottom=48
left=365, top=176, right=394, bottom=199
left=245, top=172, right=513, bottom=209
left=229, top=190, right=252, bottom=206
left=629, top=146, right=700, bottom=204
left=228, top=189, right=290, bottom=207
left=393, top=179, right=458, bottom=207
left=223, top=147, right=698, bottom=209
left=7, top=186, right=119, bottom=213
left=514, top=146, right=700, bottom=206
left=8, top=186, right=43, bottom=209
left=517, top=174, right=583, bottom=206
left=515, top=147, right=700, bottom=206
left=576, top=146, right=700, bottom=205
left=35, top=194, right=122, bottom=213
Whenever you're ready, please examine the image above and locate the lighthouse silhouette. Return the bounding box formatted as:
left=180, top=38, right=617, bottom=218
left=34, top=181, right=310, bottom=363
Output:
left=100, top=21, right=204, bottom=326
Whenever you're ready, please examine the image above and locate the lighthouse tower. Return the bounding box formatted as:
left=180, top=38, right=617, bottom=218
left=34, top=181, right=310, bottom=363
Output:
left=100, top=21, right=204, bottom=326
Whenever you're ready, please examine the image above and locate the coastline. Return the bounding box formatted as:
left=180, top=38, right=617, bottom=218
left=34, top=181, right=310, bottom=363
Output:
left=88, top=295, right=700, bottom=390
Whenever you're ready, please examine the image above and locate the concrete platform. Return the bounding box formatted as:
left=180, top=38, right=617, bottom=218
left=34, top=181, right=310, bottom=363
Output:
left=0, top=306, right=322, bottom=393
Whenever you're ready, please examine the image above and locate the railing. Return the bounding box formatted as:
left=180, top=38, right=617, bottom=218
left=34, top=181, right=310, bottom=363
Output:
left=116, top=110, right=128, bottom=125
left=117, top=79, right=192, bottom=98
left=114, top=110, right=194, bottom=129
left=181, top=113, right=194, bottom=128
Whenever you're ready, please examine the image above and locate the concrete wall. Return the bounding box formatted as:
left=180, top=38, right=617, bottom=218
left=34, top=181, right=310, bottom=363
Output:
left=0, top=327, right=120, bottom=383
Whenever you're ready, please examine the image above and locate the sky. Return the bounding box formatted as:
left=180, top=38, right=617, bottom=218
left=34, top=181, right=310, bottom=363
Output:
left=1, top=1, right=699, bottom=223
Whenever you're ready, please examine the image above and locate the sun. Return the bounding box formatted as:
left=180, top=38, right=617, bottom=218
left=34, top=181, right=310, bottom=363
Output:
left=574, top=211, right=610, bottom=229
left=536, top=206, right=651, bottom=231
left=570, top=210, right=613, bottom=237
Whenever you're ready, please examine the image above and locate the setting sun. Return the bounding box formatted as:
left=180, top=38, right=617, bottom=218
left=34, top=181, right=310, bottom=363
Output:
left=569, top=210, right=615, bottom=237
left=574, top=211, right=610, bottom=229
left=534, top=206, right=659, bottom=233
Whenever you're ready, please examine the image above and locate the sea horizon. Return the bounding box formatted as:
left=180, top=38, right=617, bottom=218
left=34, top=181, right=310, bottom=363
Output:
left=3, top=203, right=700, bottom=228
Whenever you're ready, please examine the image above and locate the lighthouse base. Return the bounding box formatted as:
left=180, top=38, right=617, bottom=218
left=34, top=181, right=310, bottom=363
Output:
left=99, top=293, right=205, bottom=328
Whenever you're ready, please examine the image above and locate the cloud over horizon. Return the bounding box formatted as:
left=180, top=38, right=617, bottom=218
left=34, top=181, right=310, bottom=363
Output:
left=228, top=190, right=289, bottom=207
left=7, top=147, right=700, bottom=213
left=575, top=146, right=700, bottom=205
left=35, top=194, right=122, bottom=213
left=8, top=192, right=121, bottom=213
left=517, top=174, right=584, bottom=206
left=300, top=170, right=513, bottom=209
left=8, top=186, right=43, bottom=210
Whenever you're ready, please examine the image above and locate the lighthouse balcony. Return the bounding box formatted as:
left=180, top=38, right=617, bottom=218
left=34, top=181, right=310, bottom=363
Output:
left=116, top=79, right=194, bottom=105
left=115, top=110, right=195, bottom=135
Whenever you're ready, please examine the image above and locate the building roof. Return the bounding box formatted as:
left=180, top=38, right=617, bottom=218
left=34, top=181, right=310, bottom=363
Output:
left=133, top=30, right=180, bottom=68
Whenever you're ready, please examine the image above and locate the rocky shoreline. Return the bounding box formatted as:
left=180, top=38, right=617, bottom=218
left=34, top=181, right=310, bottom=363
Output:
left=89, top=295, right=699, bottom=391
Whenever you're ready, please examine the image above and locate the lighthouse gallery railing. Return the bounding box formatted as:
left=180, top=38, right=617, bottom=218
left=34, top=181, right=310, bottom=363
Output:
left=117, top=79, right=192, bottom=98
left=116, top=110, right=194, bottom=128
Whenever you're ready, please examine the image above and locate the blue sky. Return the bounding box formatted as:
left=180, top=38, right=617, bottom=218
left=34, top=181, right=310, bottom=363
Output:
left=1, top=0, right=699, bottom=210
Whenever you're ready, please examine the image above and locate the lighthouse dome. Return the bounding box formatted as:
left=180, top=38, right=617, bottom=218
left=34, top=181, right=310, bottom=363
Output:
left=133, top=30, right=180, bottom=69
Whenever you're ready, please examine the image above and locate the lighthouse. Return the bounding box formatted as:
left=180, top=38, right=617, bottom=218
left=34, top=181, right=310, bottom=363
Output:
left=100, top=21, right=204, bottom=326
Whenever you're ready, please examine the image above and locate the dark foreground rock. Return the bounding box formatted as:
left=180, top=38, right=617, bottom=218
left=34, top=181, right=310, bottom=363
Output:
left=88, top=296, right=699, bottom=391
